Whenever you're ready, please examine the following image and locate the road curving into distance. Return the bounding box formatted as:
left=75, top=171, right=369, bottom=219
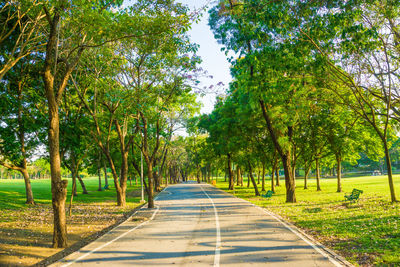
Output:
left=51, top=181, right=346, bottom=267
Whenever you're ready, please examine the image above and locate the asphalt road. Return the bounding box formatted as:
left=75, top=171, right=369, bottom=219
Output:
left=52, top=181, right=343, bottom=267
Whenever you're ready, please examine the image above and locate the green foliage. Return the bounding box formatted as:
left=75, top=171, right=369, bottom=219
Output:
left=0, top=176, right=141, bottom=212
left=0, top=53, right=46, bottom=167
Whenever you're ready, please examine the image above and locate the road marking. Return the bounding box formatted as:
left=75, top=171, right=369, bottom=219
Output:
left=200, top=185, right=221, bottom=267
left=60, top=205, right=160, bottom=267
left=256, top=206, right=344, bottom=267
left=208, top=184, right=346, bottom=267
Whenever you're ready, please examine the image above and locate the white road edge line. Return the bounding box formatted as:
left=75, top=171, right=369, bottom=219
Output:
left=206, top=184, right=345, bottom=267
left=256, top=206, right=343, bottom=267
left=200, top=185, right=221, bottom=267
left=60, top=205, right=160, bottom=267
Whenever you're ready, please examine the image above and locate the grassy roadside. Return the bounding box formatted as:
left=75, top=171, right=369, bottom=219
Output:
left=212, top=175, right=400, bottom=266
left=0, top=177, right=143, bottom=266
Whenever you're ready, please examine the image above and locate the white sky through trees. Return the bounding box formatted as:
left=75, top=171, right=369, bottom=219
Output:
left=177, top=0, right=232, bottom=114
left=124, top=0, right=232, bottom=114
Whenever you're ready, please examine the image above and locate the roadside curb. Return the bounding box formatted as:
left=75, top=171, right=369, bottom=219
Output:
left=203, top=183, right=354, bottom=267
left=38, top=186, right=170, bottom=267
left=36, top=201, right=147, bottom=267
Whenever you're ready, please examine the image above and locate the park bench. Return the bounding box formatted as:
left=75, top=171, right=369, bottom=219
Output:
left=344, top=188, right=363, bottom=203
left=261, top=190, right=274, bottom=199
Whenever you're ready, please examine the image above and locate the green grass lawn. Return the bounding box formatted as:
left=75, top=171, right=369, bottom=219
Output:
left=213, top=175, right=400, bottom=266
left=0, top=176, right=143, bottom=266
left=0, top=176, right=142, bottom=211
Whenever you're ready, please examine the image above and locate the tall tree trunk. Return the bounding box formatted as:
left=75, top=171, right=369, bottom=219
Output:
left=42, top=8, right=82, bottom=247
left=260, top=99, right=296, bottom=202
left=103, top=151, right=125, bottom=206
left=97, top=166, right=102, bottom=191
left=117, top=148, right=129, bottom=206
left=154, top=171, right=161, bottom=192
left=21, top=168, right=35, bottom=204
left=208, top=165, right=211, bottom=183
left=169, top=166, right=172, bottom=185
left=196, top=165, right=200, bottom=184
left=97, top=152, right=102, bottom=191
left=49, top=129, right=68, bottom=248
left=165, top=165, right=169, bottom=186
left=383, top=140, right=397, bottom=202
left=276, top=169, right=280, bottom=186
left=271, top=169, right=275, bottom=193
left=240, top=167, right=243, bottom=186
left=261, top=162, right=265, bottom=191
left=292, top=166, right=296, bottom=188
left=304, top=163, right=310, bottom=190
left=147, top=162, right=154, bottom=208
left=47, top=96, right=68, bottom=248
left=71, top=170, right=77, bottom=196
left=77, top=174, right=88, bottom=194
left=257, top=169, right=260, bottom=184
left=236, top=166, right=240, bottom=186
left=103, top=158, right=109, bottom=189
left=282, top=154, right=296, bottom=202
left=227, top=153, right=234, bottom=190
left=336, top=154, right=342, bottom=193
left=316, top=158, right=321, bottom=191
left=17, top=95, right=35, bottom=204
left=247, top=161, right=260, bottom=196
left=68, top=174, right=77, bottom=217
left=271, top=157, right=278, bottom=193
left=247, top=172, right=250, bottom=188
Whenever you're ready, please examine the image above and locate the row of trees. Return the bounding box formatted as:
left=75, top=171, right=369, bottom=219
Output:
left=0, top=0, right=203, bottom=248
left=191, top=0, right=400, bottom=203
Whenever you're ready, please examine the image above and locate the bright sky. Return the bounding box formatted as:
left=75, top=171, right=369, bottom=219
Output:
left=124, top=0, right=232, bottom=114
left=177, top=0, right=232, bottom=114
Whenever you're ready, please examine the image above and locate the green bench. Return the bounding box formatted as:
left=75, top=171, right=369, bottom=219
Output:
left=344, top=188, right=363, bottom=203
left=262, top=190, right=274, bottom=199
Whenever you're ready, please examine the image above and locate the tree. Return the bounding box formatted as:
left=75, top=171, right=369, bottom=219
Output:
left=38, top=0, right=180, bottom=247
left=209, top=0, right=319, bottom=202
left=293, top=0, right=400, bottom=202
left=0, top=54, right=45, bottom=204
left=0, top=1, right=45, bottom=80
